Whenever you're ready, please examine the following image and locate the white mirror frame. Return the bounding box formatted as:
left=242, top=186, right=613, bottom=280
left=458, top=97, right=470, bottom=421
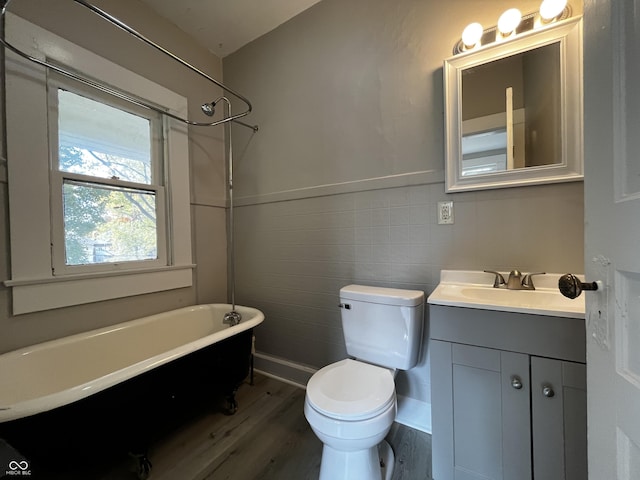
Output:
left=444, top=16, right=583, bottom=193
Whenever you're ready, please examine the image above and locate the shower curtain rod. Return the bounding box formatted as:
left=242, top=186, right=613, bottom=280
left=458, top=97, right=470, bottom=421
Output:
left=0, top=0, right=259, bottom=131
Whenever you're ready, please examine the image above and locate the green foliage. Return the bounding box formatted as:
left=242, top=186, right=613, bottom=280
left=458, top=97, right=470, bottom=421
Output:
left=60, top=147, right=110, bottom=265
left=94, top=189, right=157, bottom=261
left=60, top=146, right=158, bottom=265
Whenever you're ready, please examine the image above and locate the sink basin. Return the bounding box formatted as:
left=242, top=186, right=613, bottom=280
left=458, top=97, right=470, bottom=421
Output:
left=428, top=270, right=585, bottom=318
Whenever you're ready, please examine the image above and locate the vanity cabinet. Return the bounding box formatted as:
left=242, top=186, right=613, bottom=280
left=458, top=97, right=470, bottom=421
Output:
left=430, top=305, right=587, bottom=480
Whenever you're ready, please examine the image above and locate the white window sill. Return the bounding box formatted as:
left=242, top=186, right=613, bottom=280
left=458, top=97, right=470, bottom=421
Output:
left=5, top=265, right=195, bottom=315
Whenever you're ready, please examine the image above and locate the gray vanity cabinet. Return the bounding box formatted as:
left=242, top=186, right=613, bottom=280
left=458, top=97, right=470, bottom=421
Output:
left=430, top=305, right=587, bottom=480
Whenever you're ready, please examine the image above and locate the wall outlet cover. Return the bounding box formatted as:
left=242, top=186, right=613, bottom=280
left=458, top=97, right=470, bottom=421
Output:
left=438, top=201, right=454, bottom=225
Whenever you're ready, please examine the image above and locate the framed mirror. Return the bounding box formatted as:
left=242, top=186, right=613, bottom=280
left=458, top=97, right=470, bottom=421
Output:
left=444, top=17, right=582, bottom=192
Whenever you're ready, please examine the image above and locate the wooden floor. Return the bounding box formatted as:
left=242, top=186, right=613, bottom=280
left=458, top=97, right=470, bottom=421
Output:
left=37, top=373, right=432, bottom=480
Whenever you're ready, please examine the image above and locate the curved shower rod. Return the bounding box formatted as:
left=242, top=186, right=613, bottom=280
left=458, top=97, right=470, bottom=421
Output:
left=0, top=0, right=259, bottom=131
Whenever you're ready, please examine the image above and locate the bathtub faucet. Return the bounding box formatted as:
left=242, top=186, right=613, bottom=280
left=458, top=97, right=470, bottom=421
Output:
left=223, top=310, right=242, bottom=326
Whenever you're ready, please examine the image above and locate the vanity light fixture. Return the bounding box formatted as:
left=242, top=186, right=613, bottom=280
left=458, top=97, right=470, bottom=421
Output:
left=461, top=22, right=484, bottom=48
left=539, top=0, right=568, bottom=21
left=497, top=8, right=522, bottom=36
left=454, top=2, right=572, bottom=54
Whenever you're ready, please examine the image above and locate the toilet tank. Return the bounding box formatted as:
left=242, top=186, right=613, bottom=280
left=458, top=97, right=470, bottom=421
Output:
left=339, top=285, right=425, bottom=370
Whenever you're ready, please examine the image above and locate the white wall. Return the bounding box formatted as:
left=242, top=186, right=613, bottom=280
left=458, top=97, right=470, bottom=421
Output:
left=224, top=0, right=585, bottom=430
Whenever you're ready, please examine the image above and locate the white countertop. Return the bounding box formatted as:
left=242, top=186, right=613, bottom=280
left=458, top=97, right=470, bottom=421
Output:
left=427, top=270, right=586, bottom=319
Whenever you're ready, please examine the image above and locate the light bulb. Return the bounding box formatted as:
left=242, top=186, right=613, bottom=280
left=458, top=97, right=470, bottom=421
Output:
left=539, top=0, right=567, bottom=20
left=462, top=22, right=484, bottom=48
left=498, top=8, right=522, bottom=35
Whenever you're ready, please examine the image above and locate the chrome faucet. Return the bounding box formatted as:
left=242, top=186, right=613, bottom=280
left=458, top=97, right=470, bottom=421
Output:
left=223, top=310, right=242, bottom=326
left=484, top=270, right=506, bottom=288
left=521, top=271, right=545, bottom=290
left=485, top=270, right=545, bottom=290
left=507, top=270, right=524, bottom=289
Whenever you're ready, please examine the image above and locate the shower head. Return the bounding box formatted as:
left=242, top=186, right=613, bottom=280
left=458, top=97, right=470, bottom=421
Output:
left=201, top=101, right=216, bottom=117
left=201, top=97, right=237, bottom=124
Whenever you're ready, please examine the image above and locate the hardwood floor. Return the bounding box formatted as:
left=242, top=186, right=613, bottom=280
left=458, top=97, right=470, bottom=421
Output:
left=35, top=373, right=432, bottom=479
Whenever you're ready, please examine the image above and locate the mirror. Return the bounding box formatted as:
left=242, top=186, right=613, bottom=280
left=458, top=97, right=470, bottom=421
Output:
left=444, top=17, right=583, bottom=192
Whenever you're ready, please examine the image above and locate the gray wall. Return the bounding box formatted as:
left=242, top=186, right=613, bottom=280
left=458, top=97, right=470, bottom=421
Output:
left=224, top=0, right=585, bottom=416
left=0, top=0, right=228, bottom=353
left=0, top=0, right=586, bottom=428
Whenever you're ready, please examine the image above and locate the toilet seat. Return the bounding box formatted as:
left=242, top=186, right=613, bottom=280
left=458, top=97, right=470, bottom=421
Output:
left=306, top=358, right=395, bottom=421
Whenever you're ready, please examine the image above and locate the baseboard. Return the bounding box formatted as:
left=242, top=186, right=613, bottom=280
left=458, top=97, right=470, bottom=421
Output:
left=396, top=395, right=432, bottom=434
left=253, top=352, right=316, bottom=389
left=253, top=369, right=307, bottom=390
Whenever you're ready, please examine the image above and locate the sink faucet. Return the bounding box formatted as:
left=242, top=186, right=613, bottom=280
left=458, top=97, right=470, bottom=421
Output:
left=485, top=270, right=545, bottom=290
left=507, top=270, right=524, bottom=289
left=521, top=271, right=545, bottom=290
left=484, top=270, right=506, bottom=288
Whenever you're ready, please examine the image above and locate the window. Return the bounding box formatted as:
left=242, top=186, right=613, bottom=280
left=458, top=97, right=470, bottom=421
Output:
left=4, top=14, right=193, bottom=314
left=50, top=81, right=167, bottom=273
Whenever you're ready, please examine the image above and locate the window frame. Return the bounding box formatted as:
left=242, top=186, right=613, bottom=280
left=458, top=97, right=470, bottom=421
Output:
left=4, top=13, right=194, bottom=314
left=47, top=75, right=168, bottom=274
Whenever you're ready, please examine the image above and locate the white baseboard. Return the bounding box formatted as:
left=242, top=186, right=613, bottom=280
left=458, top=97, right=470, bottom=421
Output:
left=254, top=369, right=308, bottom=390
left=254, top=352, right=316, bottom=388
left=396, top=395, right=432, bottom=434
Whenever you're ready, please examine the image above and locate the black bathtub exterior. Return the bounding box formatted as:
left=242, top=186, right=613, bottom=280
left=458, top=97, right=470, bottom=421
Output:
left=0, top=327, right=253, bottom=474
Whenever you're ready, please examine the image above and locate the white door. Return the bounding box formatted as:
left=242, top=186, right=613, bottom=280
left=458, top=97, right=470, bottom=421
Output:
left=583, top=1, right=640, bottom=478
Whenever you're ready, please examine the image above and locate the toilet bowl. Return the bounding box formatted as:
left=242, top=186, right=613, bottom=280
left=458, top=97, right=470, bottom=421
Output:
left=304, top=359, right=397, bottom=480
left=303, top=284, right=425, bottom=480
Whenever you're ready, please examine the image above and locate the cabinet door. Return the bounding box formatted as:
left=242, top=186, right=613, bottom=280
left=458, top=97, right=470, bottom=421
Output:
left=531, top=357, right=587, bottom=480
left=431, top=341, right=531, bottom=480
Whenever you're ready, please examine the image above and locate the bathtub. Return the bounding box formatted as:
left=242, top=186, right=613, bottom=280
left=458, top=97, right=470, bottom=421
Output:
left=0, top=303, right=264, bottom=470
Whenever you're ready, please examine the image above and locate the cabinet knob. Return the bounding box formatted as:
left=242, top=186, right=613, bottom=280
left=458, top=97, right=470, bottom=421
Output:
left=542, top=385, right=555, bottom=398
left=511, top=375, right=523, bottom=390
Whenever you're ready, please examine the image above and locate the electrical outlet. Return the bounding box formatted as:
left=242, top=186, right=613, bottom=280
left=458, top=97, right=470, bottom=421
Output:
left=438, top=201, right=454, bottom=225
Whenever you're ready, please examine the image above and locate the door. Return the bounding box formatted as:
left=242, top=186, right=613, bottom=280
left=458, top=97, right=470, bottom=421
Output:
left=530, top=357, right=587, bottom=480
left=583, top=1, right=640, bottom=478
left=431, top=340, right=531, bottom=480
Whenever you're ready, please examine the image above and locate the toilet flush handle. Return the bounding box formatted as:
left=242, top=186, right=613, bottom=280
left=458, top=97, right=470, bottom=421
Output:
left=338, top=303, right=351, bottom=310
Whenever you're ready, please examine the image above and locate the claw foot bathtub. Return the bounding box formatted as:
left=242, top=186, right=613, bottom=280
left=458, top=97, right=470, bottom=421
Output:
left=0, top=303, right=264, bottom=472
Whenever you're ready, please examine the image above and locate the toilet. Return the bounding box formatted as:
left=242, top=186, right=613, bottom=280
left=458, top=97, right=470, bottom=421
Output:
left=304, top=284, right=425, bottom=480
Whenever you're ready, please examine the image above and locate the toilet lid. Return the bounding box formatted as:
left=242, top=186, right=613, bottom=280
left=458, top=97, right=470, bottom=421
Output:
left=306, top=359, right=395, bottom=421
